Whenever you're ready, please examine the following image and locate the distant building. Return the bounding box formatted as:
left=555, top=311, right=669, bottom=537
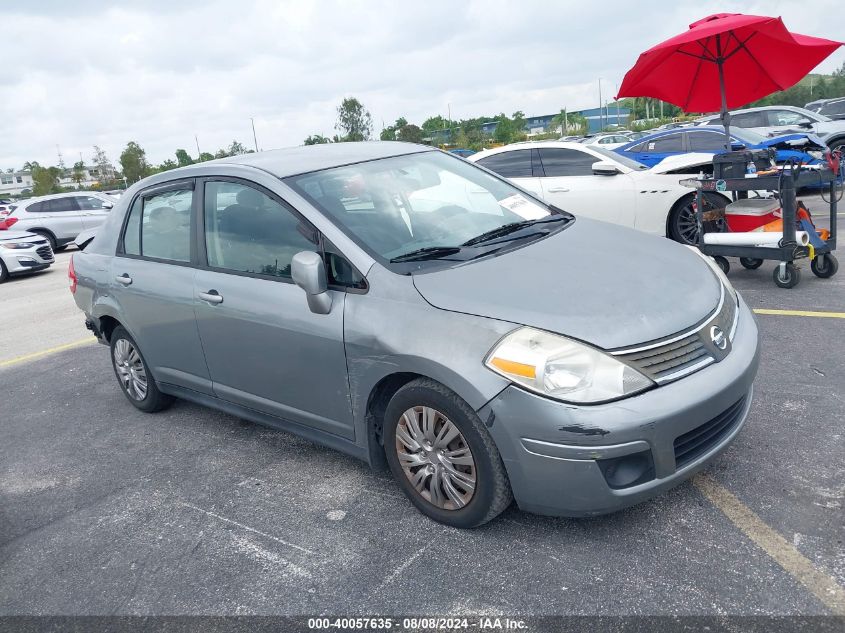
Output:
left=427, top=105, right=631, bottom=143
left=0, top=163, right=116, bottom=196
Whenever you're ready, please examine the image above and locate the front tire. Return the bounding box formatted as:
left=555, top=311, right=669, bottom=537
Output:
left=668, top=193, right=727, bottom=246
left=109, top=326, right=173, bottom=412
left=384, top=378, right=512, bottom=528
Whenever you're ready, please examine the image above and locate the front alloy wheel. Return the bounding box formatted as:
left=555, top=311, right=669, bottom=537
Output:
left=395, top=406, right=477, bottom=510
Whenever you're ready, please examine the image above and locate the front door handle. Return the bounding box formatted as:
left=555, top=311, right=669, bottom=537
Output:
left=198, top=290, right=224, bottom=305
left=115, top=274, right=132, bottom=285
left=547, top=187, right=570, bottom=193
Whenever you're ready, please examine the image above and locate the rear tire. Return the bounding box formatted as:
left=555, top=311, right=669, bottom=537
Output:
left=383, top=378, right=512, bottom=528
left=0, top=258, right=8, bottom=283
left=109, top=326, right=173, bottom=413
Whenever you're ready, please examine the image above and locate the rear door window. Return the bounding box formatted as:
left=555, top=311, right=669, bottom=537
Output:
left=76, top=196, right=111, bottom=210
left=536, top=148, right=596, bottom=177
left=642, top=134, right=684, bottom=152
left=120, top=187, right=193, bottom=262
left=732, top=112, right=768, bottom=128
left=476, top=150, right=533, bottom=178
left=687, top=131, right=726, bottom=151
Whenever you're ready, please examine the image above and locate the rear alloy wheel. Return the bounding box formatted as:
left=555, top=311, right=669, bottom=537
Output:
left=109, top=326, right=173, bottom=412
left=384, top=378, right=512, bottom=528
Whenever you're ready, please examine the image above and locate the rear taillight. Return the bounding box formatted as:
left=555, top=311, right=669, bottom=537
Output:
left=0, top=217, right=17, bottom=230
left=68, top=254, right=77, bottom=294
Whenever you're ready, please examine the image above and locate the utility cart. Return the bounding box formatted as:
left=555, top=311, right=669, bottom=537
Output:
left=690, top=160, right=840, bottom=289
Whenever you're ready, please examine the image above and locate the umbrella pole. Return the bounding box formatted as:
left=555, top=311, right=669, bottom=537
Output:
left=716, top=35, right=731, bottom=152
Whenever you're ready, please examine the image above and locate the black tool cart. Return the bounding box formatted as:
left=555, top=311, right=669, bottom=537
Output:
left=689, top=150, right=840, bottom=289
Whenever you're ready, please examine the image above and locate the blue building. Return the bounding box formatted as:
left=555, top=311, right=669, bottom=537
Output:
left=427, top=105, right=631, bottom=143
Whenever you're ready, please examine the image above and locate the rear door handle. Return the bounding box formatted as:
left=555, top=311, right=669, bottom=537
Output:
left=547, top=187, right=570, bottom=193
left=198, top=290, right=224, bottom=305
left=115, top=274, right=132, bottom=285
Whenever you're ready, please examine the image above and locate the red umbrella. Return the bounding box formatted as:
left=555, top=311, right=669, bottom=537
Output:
left=617, top=13, right=842, bottom=147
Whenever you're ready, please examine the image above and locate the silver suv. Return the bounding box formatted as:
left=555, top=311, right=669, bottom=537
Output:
left=69, top=143, right=759, bottom=527
left=696, top=105, right=845, bottom=150
left=0, top=192, right=115, bottom=252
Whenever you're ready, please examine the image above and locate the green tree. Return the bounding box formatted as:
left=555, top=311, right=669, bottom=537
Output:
left=156, top=159, right=177, bottom=172
left=119, top=141, right=150, bottom=184
left=492, top=111, right=526, bottom=144
left=198, top=152, right=214, bottom=162
left=228, top=140, right=247, bottom=155
left=22, top=161, right=40, bottom=172
left=175, top=149, right=193, bottom=167
left=32, top=166, right=62, bottom=195
left=92, top=146, right=113, bottom=180
left=72, top=160, right=86, bottom=187
left=421, top=115, right=450, bottom=132
left=396, top=123, right=424, bottom=144
left=214, top=148, right=229, bottom=159
left=304, top=134, right=331, bottom=145
left=381, top=117, right=413, bottom=141
left=335, top=97, right=373, bottom=142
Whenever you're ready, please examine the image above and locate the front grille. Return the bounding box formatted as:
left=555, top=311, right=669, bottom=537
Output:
left=674, top=396, right=746, bottom=468
left=612, top=285, right=738, bottom=385
left=36, top=245, right=53, bottom=260
left=617, top=333, right=711, bottom=382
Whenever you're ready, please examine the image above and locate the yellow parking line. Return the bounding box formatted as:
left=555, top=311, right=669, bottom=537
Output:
left=694, top=473, right=845, bottom=615
left=0, top=338, right=96, bottom=369
left=753, top=309, right=845, bottom=319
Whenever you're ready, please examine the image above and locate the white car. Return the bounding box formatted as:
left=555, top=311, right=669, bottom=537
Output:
left=578, top=133, right=634, bottom=150
left=696, top=105, right=845, bottom=151
left=0, top=230, right=55, bottom=283
left=469, top=142, right=731, bottom=245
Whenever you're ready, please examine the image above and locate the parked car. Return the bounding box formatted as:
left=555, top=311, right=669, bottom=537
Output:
left=615, top=125, right=827, bottom=167
left=0, top=230, right=54, bottom=282
left=70, top=142, right=759, bottom=527
left=579, top=133, right=633, bottom=149
left=805, top=97, right=845, bottom=121
left=0, top=191, right=116, bottom=251
left=695, top=105, right=845, bottom=150
left=469, top=141, right=732, bottom=245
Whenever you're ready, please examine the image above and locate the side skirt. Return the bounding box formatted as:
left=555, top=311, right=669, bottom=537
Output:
left=159, top=382, right=372, bottom=465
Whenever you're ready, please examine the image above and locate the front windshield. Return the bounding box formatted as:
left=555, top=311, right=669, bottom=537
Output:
left=286, top=151, right=560, bottom=263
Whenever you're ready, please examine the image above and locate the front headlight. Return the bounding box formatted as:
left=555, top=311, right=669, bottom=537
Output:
left=0, top=242, right=35, bottom=249
left=484, top=327, right=654, bottom=404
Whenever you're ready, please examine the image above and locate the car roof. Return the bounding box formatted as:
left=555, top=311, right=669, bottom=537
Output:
left=19, top=191, right=108, bottom=204
left=206, top=141, right=430, bottom=178
left=470, top=141, right=603, bottom=160
left=701, top=104, right=811, bottom=118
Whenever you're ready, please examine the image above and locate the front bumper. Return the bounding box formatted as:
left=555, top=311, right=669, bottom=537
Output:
left=478, top=295, right=760, bottom=517
left=1, top=244, right=54, bottom=274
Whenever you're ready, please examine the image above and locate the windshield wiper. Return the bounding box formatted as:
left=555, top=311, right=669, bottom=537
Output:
left=389, top=246, right=462, bottom=263
left=461, top=214, right=569, bottom=247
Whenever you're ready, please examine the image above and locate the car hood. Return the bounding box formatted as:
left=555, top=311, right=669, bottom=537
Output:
left=757, top=133, right=827, bottom=151
left=412, top=218, right=722, bottom=350
left=0, top=230, right=39, bottom=242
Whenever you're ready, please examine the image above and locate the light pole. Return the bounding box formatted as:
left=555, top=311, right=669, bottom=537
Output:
left=598, top=78, right=603, bottom=132
left=250, top=118, right=259, bottom=152
left=195, top=135, right=201, bottom=160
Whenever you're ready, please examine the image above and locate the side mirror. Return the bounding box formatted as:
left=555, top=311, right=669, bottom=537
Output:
left=102, top=201, right=114, bottom=209
left=291, top=251, right=332, bottom=314
left=798, top=121, right=813, bottom=129
left=592, top=161, right=620, bottom=176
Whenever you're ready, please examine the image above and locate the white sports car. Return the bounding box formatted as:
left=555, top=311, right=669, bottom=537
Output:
left=469, top=142, right=730, bottom=245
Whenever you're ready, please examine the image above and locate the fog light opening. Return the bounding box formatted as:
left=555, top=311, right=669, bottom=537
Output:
left=598, top=451, right=655, bottom=489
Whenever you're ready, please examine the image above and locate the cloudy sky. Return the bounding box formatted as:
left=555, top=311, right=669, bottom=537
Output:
left=1, top=0, right=842, bottom=170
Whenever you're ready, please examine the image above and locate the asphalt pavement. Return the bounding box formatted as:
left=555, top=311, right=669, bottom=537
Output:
left=0, top=216, right=843, bottom=616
